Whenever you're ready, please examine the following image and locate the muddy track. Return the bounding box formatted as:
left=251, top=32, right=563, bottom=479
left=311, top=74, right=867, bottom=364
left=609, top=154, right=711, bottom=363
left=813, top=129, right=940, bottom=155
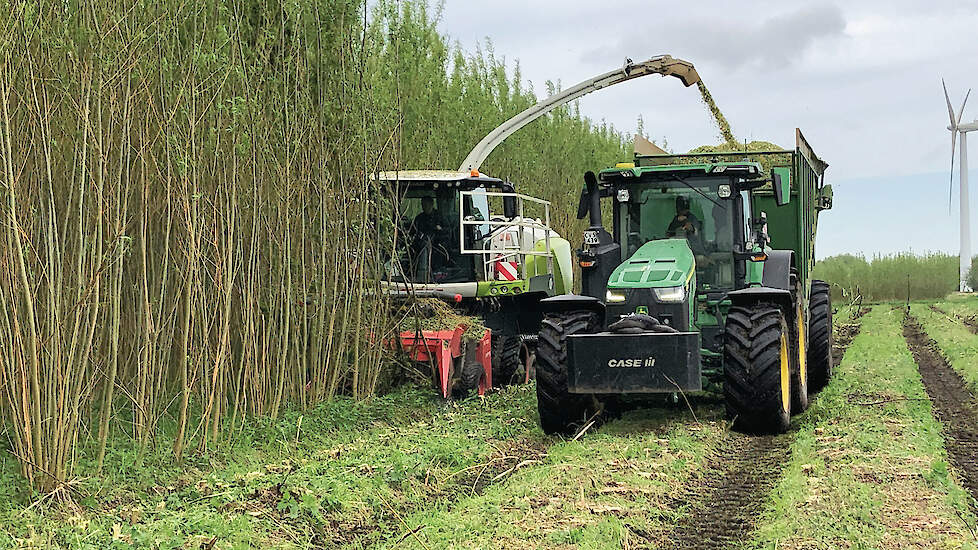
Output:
left=903, top=315, right=978, bottom=503
left=662, top=434, right=789, bottom=549
left=929, top=304, right=978, bottom=335
left=662, top=308, right=868, bottom=549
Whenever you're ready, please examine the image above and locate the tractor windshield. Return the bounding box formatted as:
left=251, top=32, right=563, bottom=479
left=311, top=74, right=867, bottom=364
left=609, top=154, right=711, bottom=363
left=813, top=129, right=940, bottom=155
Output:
left=618, top=176, right=738, bottom=289
left=386, top=183, right=490, bottom=284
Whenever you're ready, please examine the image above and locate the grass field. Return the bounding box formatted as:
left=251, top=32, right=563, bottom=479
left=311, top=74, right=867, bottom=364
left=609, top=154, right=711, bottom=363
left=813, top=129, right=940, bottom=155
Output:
left=5, top=298, right=978, bottom=549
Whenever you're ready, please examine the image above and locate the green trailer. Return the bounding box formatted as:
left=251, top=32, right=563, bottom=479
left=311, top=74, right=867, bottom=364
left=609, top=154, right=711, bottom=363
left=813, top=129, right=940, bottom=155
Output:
left=537, top=129, right=834, bottom=435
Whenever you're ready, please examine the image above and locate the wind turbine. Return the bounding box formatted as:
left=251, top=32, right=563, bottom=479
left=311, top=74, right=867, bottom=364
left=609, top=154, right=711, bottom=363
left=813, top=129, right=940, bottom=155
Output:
left=944, top=80, right=976, bottom=292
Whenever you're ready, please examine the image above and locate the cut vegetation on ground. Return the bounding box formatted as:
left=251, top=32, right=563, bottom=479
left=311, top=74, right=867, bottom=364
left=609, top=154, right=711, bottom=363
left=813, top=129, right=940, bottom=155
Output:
left=14, top=297, right=978, bottom=548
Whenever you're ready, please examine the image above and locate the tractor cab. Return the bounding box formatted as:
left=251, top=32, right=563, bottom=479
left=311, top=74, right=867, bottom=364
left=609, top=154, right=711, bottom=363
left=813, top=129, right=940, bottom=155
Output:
left=602, top=162, right=768, bottom=296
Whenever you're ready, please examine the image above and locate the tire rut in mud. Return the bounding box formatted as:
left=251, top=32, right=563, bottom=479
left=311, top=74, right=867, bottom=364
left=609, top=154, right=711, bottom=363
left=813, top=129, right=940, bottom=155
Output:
left=903, top=314, right=978, bottom=503
left=662, top=308, right=868, bottom=549
left=662, top=434, right=789, bottom=549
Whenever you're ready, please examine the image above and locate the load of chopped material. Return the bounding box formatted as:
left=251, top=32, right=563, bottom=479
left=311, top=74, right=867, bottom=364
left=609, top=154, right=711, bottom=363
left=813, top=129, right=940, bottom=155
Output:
left=696, top=81, right=737, bottom=146
left=688, top=141, right=791, bottom=175
left=396, top=298, right=488, bottom=340
left=688, top=140, right=784, bottom=154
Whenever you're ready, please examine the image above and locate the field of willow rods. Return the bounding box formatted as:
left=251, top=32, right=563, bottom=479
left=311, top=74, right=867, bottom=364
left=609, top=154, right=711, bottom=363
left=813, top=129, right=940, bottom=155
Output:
left=0, top=0, right=628, bottom=493
left=3, top=298, right=978, bottom=548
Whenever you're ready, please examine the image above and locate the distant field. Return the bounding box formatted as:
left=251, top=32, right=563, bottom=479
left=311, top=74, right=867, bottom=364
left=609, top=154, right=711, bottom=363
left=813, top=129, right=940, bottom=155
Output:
left=6, top=298, right=978, bottom=548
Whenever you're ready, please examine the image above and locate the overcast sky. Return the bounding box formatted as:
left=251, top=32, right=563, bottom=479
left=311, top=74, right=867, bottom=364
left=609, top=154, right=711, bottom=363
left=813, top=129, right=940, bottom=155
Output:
left=427, top=1, right=978, bottom=258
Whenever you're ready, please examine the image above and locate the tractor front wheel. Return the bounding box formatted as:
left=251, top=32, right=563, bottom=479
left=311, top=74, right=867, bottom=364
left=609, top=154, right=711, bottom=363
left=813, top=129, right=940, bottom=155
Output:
left=724, top=304, right=792, bottom=434
left=536, top=310, right=600, bottom=436
left=807, top=280, right=834, bottom=392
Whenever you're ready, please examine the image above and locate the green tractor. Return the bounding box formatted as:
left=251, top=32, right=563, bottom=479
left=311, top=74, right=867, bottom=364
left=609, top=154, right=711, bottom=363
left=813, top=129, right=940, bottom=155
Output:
left=536, top=130, right=834, bottom=435
left=380, top=170, right=574, bottom=394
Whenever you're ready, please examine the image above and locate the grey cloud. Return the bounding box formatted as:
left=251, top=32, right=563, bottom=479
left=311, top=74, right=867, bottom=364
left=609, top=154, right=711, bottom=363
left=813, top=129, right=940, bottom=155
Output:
left=583, top=3, right=846, bottom=71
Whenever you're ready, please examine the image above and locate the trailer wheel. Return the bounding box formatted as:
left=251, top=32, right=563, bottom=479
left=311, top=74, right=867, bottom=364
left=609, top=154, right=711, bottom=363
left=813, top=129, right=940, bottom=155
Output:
left=807, top=280, right=834, bottom=393
left=723, top=304, right=792, bottom=434
left=492, top=333, right=523, bottom=385
left=536, top=310, right=600, bottom=436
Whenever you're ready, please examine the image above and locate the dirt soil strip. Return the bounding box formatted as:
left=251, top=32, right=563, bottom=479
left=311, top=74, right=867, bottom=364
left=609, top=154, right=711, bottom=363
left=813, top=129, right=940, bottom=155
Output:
left=663, top=308, right=868, bottom=549
left=903, top=314, right=978, bottom=503
left=662, top=434, right=789, bottom=549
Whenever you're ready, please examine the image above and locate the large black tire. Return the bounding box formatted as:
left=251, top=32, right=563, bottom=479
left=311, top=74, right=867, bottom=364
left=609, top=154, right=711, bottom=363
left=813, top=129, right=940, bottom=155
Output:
left=790, top=283, right=809, bottom=414
left=536, top=310, right=600, bottom=436
left=724, top=304, right=792, bottom=434
left=807, top=280, right=834, bottom=393
left=492, top=333, right=522, bottom=386
left=451, top=341, right=485, bottom=399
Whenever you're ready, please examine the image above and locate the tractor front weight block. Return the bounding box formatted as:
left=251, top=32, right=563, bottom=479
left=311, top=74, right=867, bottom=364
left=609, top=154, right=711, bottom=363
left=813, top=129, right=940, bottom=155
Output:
left=567, top=332, right=701, bottom=393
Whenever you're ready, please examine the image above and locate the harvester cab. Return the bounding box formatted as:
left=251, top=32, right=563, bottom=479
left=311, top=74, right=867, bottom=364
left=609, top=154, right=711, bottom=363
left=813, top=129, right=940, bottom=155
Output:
left=379, top=170, right=574, bottom=395
left=537, top=130, right=834, bottom=436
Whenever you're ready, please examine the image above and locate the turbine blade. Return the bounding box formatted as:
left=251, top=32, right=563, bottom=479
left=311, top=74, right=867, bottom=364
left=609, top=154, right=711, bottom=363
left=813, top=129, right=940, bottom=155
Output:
left=944, top=79, right=957, bottom=127
left=958, top=89, right=971, bottom=125
left=950, top=129, right=957, bottom=212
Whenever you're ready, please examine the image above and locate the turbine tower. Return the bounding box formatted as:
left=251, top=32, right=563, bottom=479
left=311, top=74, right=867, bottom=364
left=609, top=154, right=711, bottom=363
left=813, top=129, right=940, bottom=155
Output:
left=944, top=80, right=976, bottom=292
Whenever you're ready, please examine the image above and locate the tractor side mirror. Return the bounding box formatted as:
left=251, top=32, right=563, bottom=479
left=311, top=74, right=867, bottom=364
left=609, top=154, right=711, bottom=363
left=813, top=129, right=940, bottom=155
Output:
left=503, top=196, right=517, bottom=218
left=771, top=168, right=790, bottom=206
left=816, top=184, right=833, bottom=210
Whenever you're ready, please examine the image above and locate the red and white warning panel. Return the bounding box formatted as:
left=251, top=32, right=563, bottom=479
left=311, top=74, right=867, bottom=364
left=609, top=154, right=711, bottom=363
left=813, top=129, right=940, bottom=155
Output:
left=495, top=260, right=518, bottom=281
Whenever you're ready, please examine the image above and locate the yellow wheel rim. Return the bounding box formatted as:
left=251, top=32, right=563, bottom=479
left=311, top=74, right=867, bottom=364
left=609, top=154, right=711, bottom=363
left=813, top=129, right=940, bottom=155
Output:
left=797, top=305, right=807, bottom=386
left=779, top=331, right=790, bottom=413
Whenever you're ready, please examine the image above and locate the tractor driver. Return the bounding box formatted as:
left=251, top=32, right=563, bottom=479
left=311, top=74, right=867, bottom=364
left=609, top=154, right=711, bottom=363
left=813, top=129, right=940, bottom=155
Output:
left=666, top=195, right=712, bottom=269
left=666, top=196, right=702, bottom=238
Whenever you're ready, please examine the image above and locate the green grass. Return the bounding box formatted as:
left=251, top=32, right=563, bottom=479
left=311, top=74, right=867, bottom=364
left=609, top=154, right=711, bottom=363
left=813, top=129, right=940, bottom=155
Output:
left=0, top=387, right=546, bottom=548
left=749, top=306, right=976, bottom=549
left=372, top=407, right=727, bottom=549
left=7, top=303, right=978, bottom=549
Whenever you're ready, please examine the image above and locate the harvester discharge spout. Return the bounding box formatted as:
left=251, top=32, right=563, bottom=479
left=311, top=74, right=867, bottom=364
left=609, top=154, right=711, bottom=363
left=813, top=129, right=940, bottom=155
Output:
left=458, top=55, right=700, bottom=172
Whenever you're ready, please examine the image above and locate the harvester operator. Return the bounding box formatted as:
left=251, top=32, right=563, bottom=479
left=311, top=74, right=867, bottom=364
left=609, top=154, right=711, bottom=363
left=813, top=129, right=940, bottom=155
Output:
left=413, top=196, right=444, bottom=239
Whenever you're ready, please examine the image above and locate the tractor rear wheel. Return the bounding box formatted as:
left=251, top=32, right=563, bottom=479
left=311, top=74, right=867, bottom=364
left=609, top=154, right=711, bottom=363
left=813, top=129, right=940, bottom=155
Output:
left=790, top=284, right=809, bottom=414
left=807, top=280, right=834, bottom=392
left=492, top=333, right=523, bottom=385
left=724, top=304, right=792, bottom=434
left=536, top=310, right=600, bottom=436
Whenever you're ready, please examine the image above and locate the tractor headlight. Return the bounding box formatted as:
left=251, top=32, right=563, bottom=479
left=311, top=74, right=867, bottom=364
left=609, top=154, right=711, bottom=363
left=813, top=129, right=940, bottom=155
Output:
left=653, top=286, right=685, bottom=303
left=606, top=289, right=627, bottom=303
left=718, top=184, right=732, bottom=198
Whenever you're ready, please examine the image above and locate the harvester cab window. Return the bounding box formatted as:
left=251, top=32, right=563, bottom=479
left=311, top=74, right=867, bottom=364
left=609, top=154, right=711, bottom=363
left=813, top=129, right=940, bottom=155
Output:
left=390, top=185, right=474, bottom=284
left=620, top=178, right=737, bottom=289
left=462, top=186, right=491, bottom=243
